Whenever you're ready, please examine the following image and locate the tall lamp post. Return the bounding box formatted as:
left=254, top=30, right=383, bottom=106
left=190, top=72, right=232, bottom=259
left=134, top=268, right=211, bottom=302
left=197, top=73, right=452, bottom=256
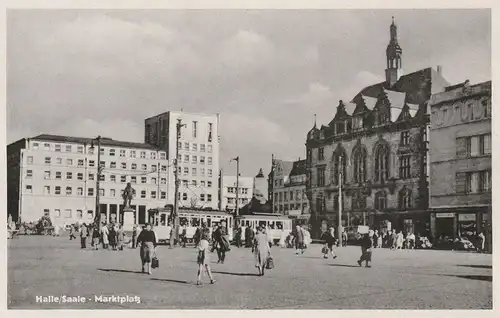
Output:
left=338, top=156, right=343, bottom=247
left=231, top=157, right=240, bottom=217
left=171, top=119, right=185, bottom=248
left=90, top=136, right=102, bottom=226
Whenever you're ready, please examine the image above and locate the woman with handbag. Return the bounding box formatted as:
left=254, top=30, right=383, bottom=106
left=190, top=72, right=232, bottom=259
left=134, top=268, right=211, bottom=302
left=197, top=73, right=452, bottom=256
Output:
left=357, top=231, right=374, bottom=268
left=253, top=226, right=271, bottom=276
left=137, top=223, right=157, bottom=275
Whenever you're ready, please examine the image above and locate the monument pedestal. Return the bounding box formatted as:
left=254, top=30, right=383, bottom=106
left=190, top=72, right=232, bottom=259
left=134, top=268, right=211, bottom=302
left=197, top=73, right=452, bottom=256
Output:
left=122, top=207, right=136, bottom=231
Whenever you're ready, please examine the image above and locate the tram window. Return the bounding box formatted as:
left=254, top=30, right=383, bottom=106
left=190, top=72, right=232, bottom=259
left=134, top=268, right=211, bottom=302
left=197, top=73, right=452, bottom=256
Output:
left=160, top=214, right=166, bottom=226
left=269, top=221, right=275, bottom=230
left=179, top=217, right=188, bottom=226
left=276, top=221, right=283, bottom=230
left=258, top=221, right=267, bottom=228
left=207, top=219, right=212, bottom=227
left=191, top=218, right=200, bottom=227
left=228, top=218, right=232, bottom=228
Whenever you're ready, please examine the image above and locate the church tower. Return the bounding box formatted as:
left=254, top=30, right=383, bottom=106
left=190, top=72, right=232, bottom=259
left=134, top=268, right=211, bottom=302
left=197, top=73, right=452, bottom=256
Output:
left=385, top=17, right=403, bottom=87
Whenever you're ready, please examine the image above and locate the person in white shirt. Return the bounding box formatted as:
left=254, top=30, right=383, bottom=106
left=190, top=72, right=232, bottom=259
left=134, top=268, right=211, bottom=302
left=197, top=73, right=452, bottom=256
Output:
left=196, top=224, right=216, bottom=285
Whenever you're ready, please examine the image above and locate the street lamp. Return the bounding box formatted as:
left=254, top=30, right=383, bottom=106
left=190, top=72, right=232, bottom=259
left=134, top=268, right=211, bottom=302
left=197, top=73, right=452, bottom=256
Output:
left=231, top=157, right=240, bottom=217
left=171, top=119, right=186, bottom=249
left=90, top=136, right=102, bottom=226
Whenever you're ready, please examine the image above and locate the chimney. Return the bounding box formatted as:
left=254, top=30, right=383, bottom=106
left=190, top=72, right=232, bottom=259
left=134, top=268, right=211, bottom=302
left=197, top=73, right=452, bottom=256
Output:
left=437, top=65, right=442, bottom=74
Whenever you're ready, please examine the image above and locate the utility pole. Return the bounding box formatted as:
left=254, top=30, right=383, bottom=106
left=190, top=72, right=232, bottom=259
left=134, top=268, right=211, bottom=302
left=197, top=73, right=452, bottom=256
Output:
left=91, top=136, right=102, bottom=226
left=338, top=156, right=343, bottom=247
left=171, top=119, right=185, bottom=248
left=232, top=157, right=240, bottom=217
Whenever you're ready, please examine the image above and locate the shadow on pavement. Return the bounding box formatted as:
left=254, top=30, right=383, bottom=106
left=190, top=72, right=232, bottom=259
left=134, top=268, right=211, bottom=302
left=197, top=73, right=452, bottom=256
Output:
left=98, top=268, right=143, bottom=274
left=212, top=271, right=260, bottom=277
left=328, top=264, right=360, bottom=268
left=457, top=265, right=492, bottom=269
left=441, top=274, right=492, bottom=282
left=150, top=278, right=190, bottom=285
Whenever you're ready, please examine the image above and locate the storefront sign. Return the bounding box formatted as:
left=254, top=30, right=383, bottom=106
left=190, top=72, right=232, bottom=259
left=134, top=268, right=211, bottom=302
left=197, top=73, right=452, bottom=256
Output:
left=436, top=213, right=455, bottom=218
left=458, top=214, right=476, bottom=222
left=288, top=210, right=302, bottom=217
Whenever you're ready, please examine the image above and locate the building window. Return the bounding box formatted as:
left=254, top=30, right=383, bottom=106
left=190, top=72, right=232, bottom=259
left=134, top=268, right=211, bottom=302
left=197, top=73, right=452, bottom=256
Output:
left=479, top=170, right=492, bottom=192
left=208, top=181, right=212, bottom=188
left=44, top=143, right=50, bottom=151
left=119, top=149, right=126, bottom=157
left=99, top=174, right=105, bottom=182
left=88, top=147, right=94, bottom=155
left=25, top=185, right=33, bottom=193
left=89, top=160, right=95, bottom=167
left=161, top=191, right=166, bottom=199
left=199, top=156, right=205, bottom=164
left=33, top=142, right=39, bottom=150
left=336, top=122, right=345, bottom=134
left=109, top=189, right=115, bottom=197
left=192, top=155, right=197, bottom=164
left=208, top=145, right=213, bottom=153
left=99, top=189, right=105, bottom=196
left=200, top=168, right=205, bottom=176
left=199, top=194, right=205, bottom=202
left=353, top=147, right=367, bottom=183
left=88, top=188, right=94, bottom=196
left=121, top=162, right=127, bottom=169
left=399, top=155, right=411, bottom=179
left=26, top=156, right=34, bottom=165
left=56, top=173, right=63, bottom=181
left=131, top=163, right=137, bottom=170
left=55, top=186, right=61, bottom=195
left=183, top=167, right=189, bottom=176
left=130, top=150, right=136, bottom=158
left=45, top=157, right=51, bottom=165
left=64, top=209, right=72, bottom=218
left=192, top=143, right=198, bottom=151
left=76, top=210, right=83, bottom=219
left=77, top=173, right=83, bottom=180
left=107, top=162, right=115, bottom=169
left=67, top=159, right=73, bottom=166
left=317, top=167, right=326, bottom=187
left=374, top=191, right=387, bottom=210
left=66, top=172, right=72, bottom=180
left=333, top=152, right=347, bottom=185
left=65, top=145, right=72, bottom=152
left=141, top=177, right=147, bottom=184
left=207, top=194, right=212, bottom=202
left=43, top=209, right=50, bottom=217
left=398, top=187, right=412, bottom=209
left=401, top=131, right=410, bottom=146
left=66, top=186, right=72, bottom=196
left=183, top=193, right=188, bottom=201
left=152, top=177, right=157, bottom=184
left=141, top=190, right=146, bottom=199
left=55, top=209, right=61, bottom=217
left=192, top=168, right=197, bottom=176
left=131, top=176, right=137, bottom=183
left=121, top=176, right=126, bottom=183
left=192, top=180, right=197, bottom=187
left=208, top=157, right=212, bottom=165
left=87, top=210, right=93, bottom=219
left=160, top=152, right=166, bottom=160
left=26, top=170, right=33, bottom=179
left=109, top=149, right=116, bottom=156
left=374, top=144, right=390, bottom=183
left=318, top=147, right=324, bottom=161
left=208, top=123, right=213, bottom=142
left=184, top=142, right=190, bottom=151
left=208, top=169, right=213, bottom=177
left=200, top=144, right=206, bottom=152
left=193, top=121, right=198, bottom=138
left=54, top=144, right=61, bottom=152
left=458, top=134, right=492, bottom=158
left=78, top=159, right=84, bottom=167
left=77, top=187, right=83, bottom=196
left=151, top=152, right=156, bottom=160
left=56, top=157, right=62, bottom=165
left=110, top=175, right=116, bottom=182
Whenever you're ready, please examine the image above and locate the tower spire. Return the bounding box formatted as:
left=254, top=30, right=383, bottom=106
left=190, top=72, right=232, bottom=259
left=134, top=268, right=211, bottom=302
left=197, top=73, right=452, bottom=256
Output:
left=385, top=16, right=403, bottom=87
left=313, top=114, right=317, bottom=128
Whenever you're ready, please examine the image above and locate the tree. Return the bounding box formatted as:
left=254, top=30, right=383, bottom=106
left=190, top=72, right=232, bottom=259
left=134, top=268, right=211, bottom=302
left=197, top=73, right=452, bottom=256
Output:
left=35, top=216, right=53, bottom=235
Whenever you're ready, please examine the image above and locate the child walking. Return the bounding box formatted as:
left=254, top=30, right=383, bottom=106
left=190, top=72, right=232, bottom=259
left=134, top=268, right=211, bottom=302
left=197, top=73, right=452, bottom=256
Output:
left=196, top=225, right=216, bottom=286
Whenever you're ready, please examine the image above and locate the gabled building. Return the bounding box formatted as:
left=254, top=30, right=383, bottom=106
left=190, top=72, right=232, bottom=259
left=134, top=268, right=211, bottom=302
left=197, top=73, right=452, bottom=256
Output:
left=305, top=18, right=449, bottom=238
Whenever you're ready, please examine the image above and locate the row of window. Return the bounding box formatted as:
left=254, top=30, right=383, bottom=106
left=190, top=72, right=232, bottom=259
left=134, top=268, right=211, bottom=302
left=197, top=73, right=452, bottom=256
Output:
left=226, top=187, right=249, bottom=194
left=27, top=170, right=167, bottom=185
left=456, top=170, right=491, bottom=194
left=43, top=208, right=93, bottom=219
left=226, top=198, right=250, bottom=205
left=178, top=166, right=213, bottom=177
left=178, top=142, right=213, bottom=153
left=177, top=154, right=213, bottom=165
left=181, top=180, right=213, bottom=188
left=433, top=99, right=491, bottom=127
left=274, top=203, right=308, bottom=213
left=25, top=185, right=167, bottom=199
left=37, top=156, right=168, bottom=172
left=178, top=192, right=213, bottom=202
left=274, top=190, right=307, bottom=202
left=32, top=142, right=167, bottom=160
left=457, top=134, right=491, bottom=158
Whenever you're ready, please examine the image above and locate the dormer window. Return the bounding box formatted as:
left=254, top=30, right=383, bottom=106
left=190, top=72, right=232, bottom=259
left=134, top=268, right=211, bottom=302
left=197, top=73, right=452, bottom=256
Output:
left=336, top=122, right=345, bottom=134
left=346, top=119, right=352, bottom=133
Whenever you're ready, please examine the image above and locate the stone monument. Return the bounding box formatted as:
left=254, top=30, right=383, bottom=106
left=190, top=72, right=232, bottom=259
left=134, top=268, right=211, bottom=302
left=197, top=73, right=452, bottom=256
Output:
left=122, top=183, right=136, bottom=231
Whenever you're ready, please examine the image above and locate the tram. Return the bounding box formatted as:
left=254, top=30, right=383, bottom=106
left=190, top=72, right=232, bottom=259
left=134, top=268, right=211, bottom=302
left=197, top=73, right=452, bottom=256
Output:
left=236, top=213, right=292, bottom=244
left=149, top=206, right=234, bottom=244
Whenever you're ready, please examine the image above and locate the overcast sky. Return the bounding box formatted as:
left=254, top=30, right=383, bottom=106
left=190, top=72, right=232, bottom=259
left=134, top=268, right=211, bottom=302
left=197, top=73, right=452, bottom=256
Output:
left=7, top=9, right=491, bottom=177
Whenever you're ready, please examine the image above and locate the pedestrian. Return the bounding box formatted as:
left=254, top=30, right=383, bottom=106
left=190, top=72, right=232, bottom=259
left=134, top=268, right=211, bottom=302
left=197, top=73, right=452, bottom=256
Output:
left=213, top=221, right=230, bottom=263
left=117, top=224, right=125, bottom=251
left=294, top=225, right=305, bottom=255
left=303, top=226, right=312, bottom=250
left=80, top=223, right=88, bottom=249
left=279, top=229, right=287, bottom=248
left=180, top=224, right=187, bottom=248
left=321, top=227, right=338, bottom=259
left=100, top=223, right=109, bottom=250
left=357, top=231, right=374, bottom=268
left=396, top=231, right=404, bottom=250
left=194, top=225, right=201, bottom=247
left=477, top=232, right=485, bottom=253
left=88, top=224, right=94, bottom=246
left=391, top=230, right=398, bottom=250
left=407, top=232, right=416, bottom=250
left=253, top=226, right=272, bottom=276
left=136, top=224, right=143, bottom=248
left=234, top=225, right=242, bottom=248
left=373, top=230, right=379, bottom=248
left=132, top=225, right=138, bottom=249
left=69, top=224, right=76, bottom=240
left=137, top=223, right=157, bottom=275
left=92, top=224, right=100, bottom=250
left=196, top=223, right=216, bottom=285
left=109, top=224, right=117, bottom=251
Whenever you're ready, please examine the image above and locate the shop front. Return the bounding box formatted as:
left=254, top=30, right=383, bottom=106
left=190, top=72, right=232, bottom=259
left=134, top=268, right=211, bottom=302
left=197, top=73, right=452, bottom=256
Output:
left=430, top=206, right=490, bottom=240
left=371, top=210, right=430, bottom=236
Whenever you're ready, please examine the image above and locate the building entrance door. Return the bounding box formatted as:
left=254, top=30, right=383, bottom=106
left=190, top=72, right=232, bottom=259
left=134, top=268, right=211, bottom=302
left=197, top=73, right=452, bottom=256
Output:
left=435, top=217, right=454, bottom=238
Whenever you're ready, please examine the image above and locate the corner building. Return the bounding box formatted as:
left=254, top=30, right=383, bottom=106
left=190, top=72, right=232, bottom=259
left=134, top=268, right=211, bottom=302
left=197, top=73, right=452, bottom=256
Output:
left=428, top=80, right=491, bottom=240
left=305, top=19, right=449, bottom=238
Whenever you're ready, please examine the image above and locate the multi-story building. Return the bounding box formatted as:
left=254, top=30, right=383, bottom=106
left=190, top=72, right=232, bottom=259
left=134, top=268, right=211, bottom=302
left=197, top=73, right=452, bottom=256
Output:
left=144, top=111, right=220, bottom=210
left=428, top=80, right=491, bottom=240
left=218, top=174, right=253, bottom=213
left=305, top=18, right=449, bottom=238
left=7, top=134, right=169, bottom=225
left=270, top=159, right=309, bottom=216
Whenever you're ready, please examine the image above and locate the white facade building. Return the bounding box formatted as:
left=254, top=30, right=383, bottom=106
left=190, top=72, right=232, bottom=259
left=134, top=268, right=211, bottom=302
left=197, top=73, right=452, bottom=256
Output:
left=8, top=134, right=171, bottom=225
left=219, top=175, right=253, bottom=212
left=144, top=111, right=220, bottom=210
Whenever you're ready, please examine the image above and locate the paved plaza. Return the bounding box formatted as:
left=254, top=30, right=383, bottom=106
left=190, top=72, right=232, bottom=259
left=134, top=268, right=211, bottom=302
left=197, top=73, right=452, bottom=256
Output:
left=8, top=235, right=492, bottom=309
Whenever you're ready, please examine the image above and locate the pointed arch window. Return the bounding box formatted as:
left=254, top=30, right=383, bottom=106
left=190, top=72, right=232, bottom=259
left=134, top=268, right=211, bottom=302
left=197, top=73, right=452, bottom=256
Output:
left=332, top=152, right=347, bottom=185
left=374, top=144, right=390, bottom=183
left=353, top=147, right=367, bottom=183
left=398, top=187, right=412, bottom=209
left=375, top=191, right=387, bottom=210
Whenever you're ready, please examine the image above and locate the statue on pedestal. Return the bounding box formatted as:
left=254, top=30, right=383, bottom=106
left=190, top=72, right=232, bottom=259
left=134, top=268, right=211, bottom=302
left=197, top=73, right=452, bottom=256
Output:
left=122, top=182, right=136, bottom=208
